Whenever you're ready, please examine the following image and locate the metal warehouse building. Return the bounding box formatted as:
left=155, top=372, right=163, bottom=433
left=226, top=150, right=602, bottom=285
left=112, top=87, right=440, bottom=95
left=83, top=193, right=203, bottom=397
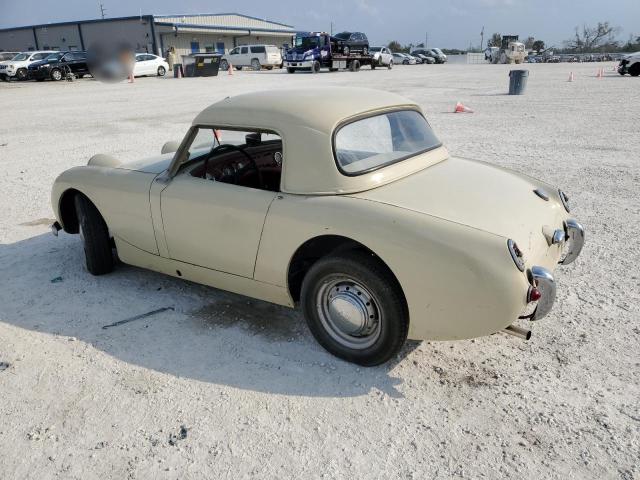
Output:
left=0, top=13, right=296, bottom=60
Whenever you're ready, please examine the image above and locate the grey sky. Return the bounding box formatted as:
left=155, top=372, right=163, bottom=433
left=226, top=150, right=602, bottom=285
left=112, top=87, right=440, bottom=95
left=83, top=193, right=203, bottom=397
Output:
left=1, top=0, right=638, bottom=49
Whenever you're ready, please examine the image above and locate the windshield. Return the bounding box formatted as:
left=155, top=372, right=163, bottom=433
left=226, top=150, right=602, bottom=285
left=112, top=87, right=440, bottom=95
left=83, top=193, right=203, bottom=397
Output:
left=334, top=33, right=351, bottom=40
left=294, top=36, right=319, bottom=49
left=13, top=53, right=29, bottom=61
left=370, top=47, right=381, bottom=52
left=45, top=52, right=64, bottom=61
left=433, top=48, right=444, bottom=54
left=334, top=110, right=442, bottom=175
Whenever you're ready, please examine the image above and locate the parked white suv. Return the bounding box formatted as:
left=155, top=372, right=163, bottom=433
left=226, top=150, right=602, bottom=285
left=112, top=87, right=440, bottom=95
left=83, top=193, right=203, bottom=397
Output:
left=370, top=46, right=393, bottom=68
left=220, top=45, right=282, bottom=71
left=0, top=51, right=56, bottom=81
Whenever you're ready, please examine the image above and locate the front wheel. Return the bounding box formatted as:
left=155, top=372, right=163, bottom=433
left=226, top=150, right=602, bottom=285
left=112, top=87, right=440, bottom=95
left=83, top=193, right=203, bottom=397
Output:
left=51, top=68, right=63, bottom=81
left=311, top=60, right=321, bottom=74
left=388, top=60, right=393, bottom=69
left=301, top=252, right=409, bottom=366
left=157, top=66, right=166, bottom=76
left=75, top=194, right=114, bottom=275
left=16, top=68, right=28, bottom=81
left=630, top=63, right=640, bottom=77
left=287, top=67, right=295, bottom=74
left=251, top=59, right=261, bottom=71
left=220, top=60, right=229, bottom=71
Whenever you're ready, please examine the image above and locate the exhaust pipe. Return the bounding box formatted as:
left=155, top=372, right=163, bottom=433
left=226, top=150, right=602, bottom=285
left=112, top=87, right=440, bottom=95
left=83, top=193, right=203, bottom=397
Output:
left=502, top=324, right=531, bottom=340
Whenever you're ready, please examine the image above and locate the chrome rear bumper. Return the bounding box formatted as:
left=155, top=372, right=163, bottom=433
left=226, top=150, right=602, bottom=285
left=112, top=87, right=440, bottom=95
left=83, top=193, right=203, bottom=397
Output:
left=560, top=219, right=585, bottom=265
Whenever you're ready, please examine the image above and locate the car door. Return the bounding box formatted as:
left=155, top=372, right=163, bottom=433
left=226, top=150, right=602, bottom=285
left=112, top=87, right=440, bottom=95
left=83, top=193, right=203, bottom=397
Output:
left=228, top=47, right=240, bottom=65
left=239, top=46, right=249, bottom=66
left=159, top=170, right=277, bottom=278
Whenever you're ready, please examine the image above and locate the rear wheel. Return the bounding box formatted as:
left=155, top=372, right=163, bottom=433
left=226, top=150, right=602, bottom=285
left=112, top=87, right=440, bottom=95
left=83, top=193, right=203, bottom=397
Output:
left=157, top=66, right=166, bottom=76
left=630, top=63, right=640, bottom=77
left=251, top=59, right=261, bottom=71
left=311, top=60, right=321, bottom=73
left=350, top=60, right=361, bottom=72
left=301, top=251, right=409, bottom=366
left=287, top=67, right=295, bottom=74
left=51, top=68, right=63, bottom=81
left=75, top=194, right=114, bottom=275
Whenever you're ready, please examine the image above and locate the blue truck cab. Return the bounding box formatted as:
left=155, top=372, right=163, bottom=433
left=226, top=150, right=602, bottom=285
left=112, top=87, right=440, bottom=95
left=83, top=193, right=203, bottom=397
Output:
left=284, top=32, right=373, bottom=74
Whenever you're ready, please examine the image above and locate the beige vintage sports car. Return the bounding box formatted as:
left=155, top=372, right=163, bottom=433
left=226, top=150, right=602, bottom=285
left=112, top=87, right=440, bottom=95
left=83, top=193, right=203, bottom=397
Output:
left=51, top=87, right=584, bottom=366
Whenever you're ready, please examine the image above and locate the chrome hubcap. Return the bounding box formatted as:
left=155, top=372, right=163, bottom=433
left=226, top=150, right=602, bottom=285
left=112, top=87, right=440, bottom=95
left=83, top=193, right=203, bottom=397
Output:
left=317, top=277, right=381, bottom=349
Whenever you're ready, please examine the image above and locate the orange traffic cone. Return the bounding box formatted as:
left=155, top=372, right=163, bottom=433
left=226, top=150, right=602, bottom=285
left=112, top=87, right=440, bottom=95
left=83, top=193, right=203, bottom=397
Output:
left=454, top=102, right=473, bottom=113
left=567, top=72, right=574, bottom=82
left=228, top=63, right=233, bottom=75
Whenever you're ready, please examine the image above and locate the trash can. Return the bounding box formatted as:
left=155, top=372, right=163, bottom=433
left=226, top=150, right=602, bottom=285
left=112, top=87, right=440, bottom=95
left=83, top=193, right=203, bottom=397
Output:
left=184, top=54, right=221, bottom=77
left=508, top=69, right=529, bottom=95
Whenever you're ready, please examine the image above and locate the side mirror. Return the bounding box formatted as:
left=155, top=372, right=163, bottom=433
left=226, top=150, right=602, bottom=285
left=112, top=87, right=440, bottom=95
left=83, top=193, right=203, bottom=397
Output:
left=161, top=140, right=181, bottom=155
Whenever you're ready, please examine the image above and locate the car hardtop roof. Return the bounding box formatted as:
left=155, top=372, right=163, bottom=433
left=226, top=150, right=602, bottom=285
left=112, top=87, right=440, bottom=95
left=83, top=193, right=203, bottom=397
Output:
left=193, top=87, right=419, bottom=134
left=190, top=87, right=442, bottom=195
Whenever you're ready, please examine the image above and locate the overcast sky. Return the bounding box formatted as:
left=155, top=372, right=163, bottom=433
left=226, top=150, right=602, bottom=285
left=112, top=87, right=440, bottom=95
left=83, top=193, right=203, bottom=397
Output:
left=1, top=0, right=638, bottom=49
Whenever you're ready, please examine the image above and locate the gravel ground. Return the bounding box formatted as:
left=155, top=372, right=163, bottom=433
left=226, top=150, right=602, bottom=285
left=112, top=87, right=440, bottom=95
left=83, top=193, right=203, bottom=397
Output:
left=0, top=62, right=638, bottom=479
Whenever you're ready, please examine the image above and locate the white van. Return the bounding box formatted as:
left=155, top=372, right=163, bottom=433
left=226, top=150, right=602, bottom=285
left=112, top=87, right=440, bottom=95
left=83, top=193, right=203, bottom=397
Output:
left=220, top=45, right=282, bottom=71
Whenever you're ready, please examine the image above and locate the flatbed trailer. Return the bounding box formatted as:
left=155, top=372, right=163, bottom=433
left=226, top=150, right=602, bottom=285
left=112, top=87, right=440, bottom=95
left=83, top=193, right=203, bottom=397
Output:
left=285, top=53, right=378, bottom=73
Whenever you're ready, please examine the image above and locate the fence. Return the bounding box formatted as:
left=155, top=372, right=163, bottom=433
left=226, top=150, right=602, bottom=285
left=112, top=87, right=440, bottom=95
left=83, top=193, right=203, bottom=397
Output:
left=466, top=53, right=486, bottom=64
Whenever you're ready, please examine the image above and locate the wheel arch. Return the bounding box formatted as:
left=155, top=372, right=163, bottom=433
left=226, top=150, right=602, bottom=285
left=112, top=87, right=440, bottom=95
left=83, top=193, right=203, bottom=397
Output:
left=57, top=188, right=104, bottom=234
left=286, top=234, right=406, bottom=307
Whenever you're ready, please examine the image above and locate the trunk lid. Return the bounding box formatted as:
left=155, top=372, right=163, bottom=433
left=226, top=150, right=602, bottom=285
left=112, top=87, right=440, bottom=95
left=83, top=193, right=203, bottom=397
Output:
left=350, top=157, right=567, bottom=267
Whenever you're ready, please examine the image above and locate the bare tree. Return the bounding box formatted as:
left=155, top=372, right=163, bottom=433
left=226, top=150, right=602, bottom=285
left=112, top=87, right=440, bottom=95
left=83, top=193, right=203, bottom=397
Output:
left=532, top=40, right=545, bottom=52
left=565, top=22, right=621, bottom=52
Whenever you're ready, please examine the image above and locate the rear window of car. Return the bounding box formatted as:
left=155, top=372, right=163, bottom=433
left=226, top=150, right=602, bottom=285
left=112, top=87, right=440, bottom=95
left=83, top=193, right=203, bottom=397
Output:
left=250, top=46, right=266, bottom=53
left=334, top=110, right=442, bottom=176
left=266, top=46, right=279, bottom=53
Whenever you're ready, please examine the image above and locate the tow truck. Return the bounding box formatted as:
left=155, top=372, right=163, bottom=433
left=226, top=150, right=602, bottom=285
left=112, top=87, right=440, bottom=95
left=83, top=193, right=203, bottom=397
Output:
left=284, top=32, right=378, bottom=73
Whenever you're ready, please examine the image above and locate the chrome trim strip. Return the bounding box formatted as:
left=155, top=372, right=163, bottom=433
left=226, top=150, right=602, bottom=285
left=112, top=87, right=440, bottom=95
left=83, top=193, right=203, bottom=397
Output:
left=507, top=239, right=525, bottom=271
left=559, top=189, right=570, bottom=212
left=531, top=266, right=556, bottom=320
left=560, top=219, right=585, bottom=265
left=533, top=188, right=549, bottom=201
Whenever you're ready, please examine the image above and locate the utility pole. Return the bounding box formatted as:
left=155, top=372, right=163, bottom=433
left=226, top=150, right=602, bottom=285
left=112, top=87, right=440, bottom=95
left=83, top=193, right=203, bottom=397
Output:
left=330, top=21, right=333, bottom=35
left=480, top=25, right=484, bottom=50
left=425, top=32, right=428, bottom=48
left=99, top=3, right=106, bottom=19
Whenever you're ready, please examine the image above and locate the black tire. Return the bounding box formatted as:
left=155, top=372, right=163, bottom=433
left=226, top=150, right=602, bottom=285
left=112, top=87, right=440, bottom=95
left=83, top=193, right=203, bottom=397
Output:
left=371, top=60, right=376, bottom=70
left=630, top=63, right=640, bottom=77
left=287, top=67, right=295, bottom=74
left=251, top=59, right=261, bottom=71
left=311, top=60, right=321, bottom=74
left=157, top=66, right=166, bottom=76
left=50, top=68, right=63, bottom=81
left=75, top=194, right=114, bottom=275
left=300, top=251, right=409, bottom=366
left=388, top=60, right=393, bottom=70
left=266, top=66, right=273, bottom=70
left=220, top=60, right=229, bottom=71
left=236, top=66, right=243, bottom=71
left=350, top=60, right=361, bottom=72
left=16, top=68, right=28, bottom=81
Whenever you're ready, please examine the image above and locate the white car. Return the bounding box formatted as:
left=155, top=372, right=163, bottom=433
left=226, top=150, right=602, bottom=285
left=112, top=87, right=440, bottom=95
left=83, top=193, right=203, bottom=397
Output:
left=220, top=45, right=282, bottom=71
left=0, top=51, right=55, bottom=81
left=370, top=46, right=393, bottom=67
left=392, top=53, right=416, bottom=65
left=618, top=51, right=640, bottom=76
left=133, top=53, right=169, bottom=77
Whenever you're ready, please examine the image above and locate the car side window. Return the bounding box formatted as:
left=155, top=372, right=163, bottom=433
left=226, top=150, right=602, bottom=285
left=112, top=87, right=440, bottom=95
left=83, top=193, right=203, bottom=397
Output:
left=250, top=46, right=266, bottom=53
left=241, top=47, right=248, bottom=54
left=229, top=48, right=239, bottom=55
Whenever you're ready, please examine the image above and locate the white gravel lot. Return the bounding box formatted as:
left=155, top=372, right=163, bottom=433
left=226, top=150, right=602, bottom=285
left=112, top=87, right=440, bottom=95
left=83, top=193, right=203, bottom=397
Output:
left=0, top=62, right=638, bottom=479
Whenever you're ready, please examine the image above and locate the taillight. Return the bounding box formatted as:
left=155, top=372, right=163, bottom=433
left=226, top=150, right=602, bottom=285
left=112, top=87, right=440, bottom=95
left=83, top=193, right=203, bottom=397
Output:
left=527, top=286, right=542, bottom=302
left=507, top=239, right=525, bottom=271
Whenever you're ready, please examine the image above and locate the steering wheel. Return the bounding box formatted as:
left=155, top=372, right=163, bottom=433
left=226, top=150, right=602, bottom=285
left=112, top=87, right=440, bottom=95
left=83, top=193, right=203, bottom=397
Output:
left=202, top=144, right=263, bottom=189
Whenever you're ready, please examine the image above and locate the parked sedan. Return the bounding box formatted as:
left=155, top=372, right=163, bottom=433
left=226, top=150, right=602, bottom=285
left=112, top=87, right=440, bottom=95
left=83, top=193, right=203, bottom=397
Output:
left=392, top=53, right=416, bottom=65
left=50, top=87, right=584, bottom=365
left=333, top=32, right=369, bottom=55
left=133, top=53, right=168, bottom=77
left=27, top=51, right=90, bottom=81
left=0, top=51, right=56, bottom=81
left=414, top=53, right=435, bottom=64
